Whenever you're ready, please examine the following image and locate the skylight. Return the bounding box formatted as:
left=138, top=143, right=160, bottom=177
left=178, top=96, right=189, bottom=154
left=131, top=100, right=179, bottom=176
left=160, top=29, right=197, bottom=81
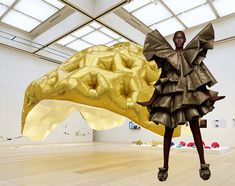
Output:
left=72, top=26, right=94, bottom=38
left=57, top=22, right=130, bottom=51
left=99, top=27, right=120, bottom=39
left=0, top=0, right=65, bottom=32
left=122, top=0, right=225, bottom=36
left=14, top=0, right=58, bottom=22
left=0, top=4, right=8, bottom=16
left=106, top=40, right=118, bottom=47
left=163, top=0, right=207, bottom=14
left=123, top=0, right=151, bottom=12
left=178, top=4, right=216, bottom=27
left=150, top=17, right=185, bottom=36
left=0, top=0, right=16, bottom=6
left=118, top=38, right=128, bottom=42
left=67, top=39, right=91, bottom=51
left=90, top=21, right=102, bottom=29
left=132, top=2, right=172, bottom=26
left=212, top=0, right=235, bottom=17
left=81, top=30, right=114, bottom=45
left=57, top=35, right=77, bottom=46
left=44, top=0, right=65, bottom=9
left=2, top=9, right=41, bottom=32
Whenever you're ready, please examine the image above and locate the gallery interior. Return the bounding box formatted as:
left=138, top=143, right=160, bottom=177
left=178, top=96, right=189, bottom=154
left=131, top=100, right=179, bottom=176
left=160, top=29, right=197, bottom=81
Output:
left=0, top=0, right=235, bottom=185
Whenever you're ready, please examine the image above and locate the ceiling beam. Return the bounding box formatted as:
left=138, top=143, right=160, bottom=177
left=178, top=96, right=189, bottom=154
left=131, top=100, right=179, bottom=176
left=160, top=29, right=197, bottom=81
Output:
left=33, top=0, right=134, bottom=53
left=207, top=0, right=220, bottom=18
left=0, top=0, right=19, bottom=21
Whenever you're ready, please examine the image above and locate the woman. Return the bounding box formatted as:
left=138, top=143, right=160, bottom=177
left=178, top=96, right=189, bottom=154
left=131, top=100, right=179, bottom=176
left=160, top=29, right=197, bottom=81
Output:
left=138, top=23, right=224, bottom=181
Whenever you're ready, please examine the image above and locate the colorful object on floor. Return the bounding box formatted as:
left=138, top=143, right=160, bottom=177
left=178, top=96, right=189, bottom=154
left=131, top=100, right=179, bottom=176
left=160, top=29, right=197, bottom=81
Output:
left=171, top=142, right=175, bottom=147
left=150, top=140, right=159, bottom=146
left=202, top=141, right=211, bottom=149
left=179, top=141, right=186, bottom=147
left=202, top=141, right=205, bottom=147
left=136, top=140, right=143, bottom=145
left=211, top=142, right=220, bottom=148
left=176, top=144, right=182, bottom=148
left=134, top=139, right=162, bottom=146
left=187, top=142, right=195, bottom=148
left=21, top=42, right=181, bottom=141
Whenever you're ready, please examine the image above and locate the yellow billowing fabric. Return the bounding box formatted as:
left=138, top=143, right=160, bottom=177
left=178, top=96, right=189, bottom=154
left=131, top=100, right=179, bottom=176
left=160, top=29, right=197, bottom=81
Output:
left=21, top=42, right=181, bottom=141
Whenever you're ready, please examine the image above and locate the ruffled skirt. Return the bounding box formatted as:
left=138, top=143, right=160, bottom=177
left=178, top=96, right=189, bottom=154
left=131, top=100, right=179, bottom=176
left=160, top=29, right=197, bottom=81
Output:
left=148, top=62, right=218, bottom=128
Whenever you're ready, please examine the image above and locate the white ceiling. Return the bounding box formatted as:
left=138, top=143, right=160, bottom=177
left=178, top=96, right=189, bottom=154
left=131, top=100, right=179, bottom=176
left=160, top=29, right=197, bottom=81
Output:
left=0, top=0, right=235, bottom=63
left=0, top=0, right=65, bottom=32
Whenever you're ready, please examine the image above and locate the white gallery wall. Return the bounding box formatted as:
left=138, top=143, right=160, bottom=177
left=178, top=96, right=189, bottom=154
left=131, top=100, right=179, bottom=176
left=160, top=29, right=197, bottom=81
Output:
left=1, top=18, right=235, bottom=147
left=94, top=24, right=235, bottom=147
left=0, top=46, right=92, bottom=145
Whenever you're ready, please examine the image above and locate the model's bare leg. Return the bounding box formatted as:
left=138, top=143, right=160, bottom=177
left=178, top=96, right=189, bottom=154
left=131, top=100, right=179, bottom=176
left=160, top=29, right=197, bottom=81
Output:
left=189, top=119, right=211, bottom=180
left=189, top=119, right=205, bottom=164
left=163, top=126, right=174, bottom=169
left=158, top=126, right=174, bottom=181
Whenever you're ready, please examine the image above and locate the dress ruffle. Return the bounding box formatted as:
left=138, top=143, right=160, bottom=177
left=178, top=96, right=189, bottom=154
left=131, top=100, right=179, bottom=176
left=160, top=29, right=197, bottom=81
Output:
left=184, top=23, right=214, bottom=64
left=143, top=23, right=220, bottom=128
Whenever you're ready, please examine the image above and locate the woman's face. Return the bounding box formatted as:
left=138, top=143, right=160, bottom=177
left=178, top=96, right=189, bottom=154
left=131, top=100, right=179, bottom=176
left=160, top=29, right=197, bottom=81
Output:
left=173, top=32, right=186, bottom=49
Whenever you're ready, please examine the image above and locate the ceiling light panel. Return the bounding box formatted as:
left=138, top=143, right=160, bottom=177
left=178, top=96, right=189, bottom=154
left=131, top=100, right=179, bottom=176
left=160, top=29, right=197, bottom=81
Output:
left=72, top=26, right=94, bottom=38
left=0, top=4, right=8, bottom=16
left=123, top=0, right=151, bottom=12
left=105, top=40, right=118, bottom=46
left=44, top=0, right=65, bottom=9
left=57, top=35, right=77, bottom=45
left=212, top=0, right=235, bottom=17
left=163, top=0, right=207, bottom=14
left=82, top=30, right=113, bottom=45
left=89, top=21, right=102, bottom=29
left=178, top=4, right=216, bottom=27
left=2, top=9, right=41, bottom=32
left=0, top=0, right=15, bottom=6
left=54, top=13, right=131, bottom=50
left=132, top=2, right=172, bottom=26
left=99, top=27, right=120, bottom=39
left=56, top=21, right=128, bottom=50
left=118, top=38, right=128, bottom=42
left=14, top=0, right=58, bottom=22
left=150, top=17, right=185, bottom=36
left=67, top=39, right=91, bottom=51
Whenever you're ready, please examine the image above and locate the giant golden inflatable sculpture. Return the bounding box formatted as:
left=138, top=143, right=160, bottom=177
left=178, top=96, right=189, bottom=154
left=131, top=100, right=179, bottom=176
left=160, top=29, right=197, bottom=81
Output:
left=21, top=42, right=181, bottom=141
